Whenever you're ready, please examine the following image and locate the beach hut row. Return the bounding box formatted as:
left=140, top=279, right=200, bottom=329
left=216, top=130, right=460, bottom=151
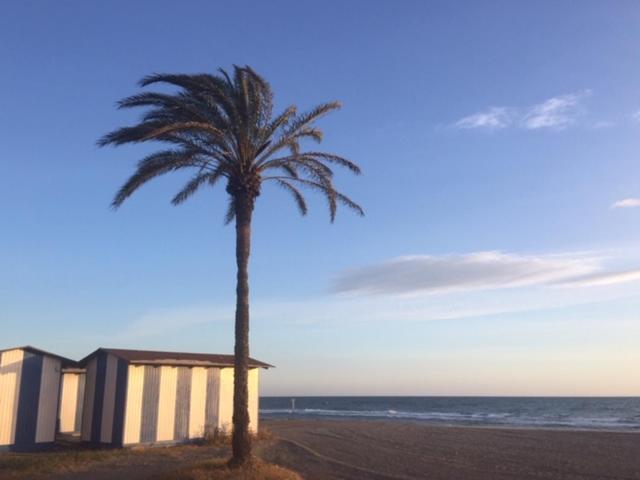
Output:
left=0, top=346, right=271, bottom=451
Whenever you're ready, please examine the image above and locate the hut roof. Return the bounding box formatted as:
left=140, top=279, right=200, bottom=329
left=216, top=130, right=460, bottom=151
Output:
left=0, top=345, right=79, bottom=368
left=79, top=348, right=273, bottom=369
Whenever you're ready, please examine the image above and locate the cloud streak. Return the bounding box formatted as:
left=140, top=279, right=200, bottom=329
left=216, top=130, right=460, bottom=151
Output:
left=453, top=91, right=591, bottom=131
left=333, top=251, right=640, bottom=297
left=557, top=269, right=640, bottom=288
left=333, top=251, right=601, bottom=296
left=612, top=198, right=640, bottom=209
left=454, top=107, right=513, bottom=130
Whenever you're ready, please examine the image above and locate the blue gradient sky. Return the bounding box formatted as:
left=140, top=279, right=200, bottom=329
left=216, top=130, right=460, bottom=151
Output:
left=1, top=1, right=639, bottom=395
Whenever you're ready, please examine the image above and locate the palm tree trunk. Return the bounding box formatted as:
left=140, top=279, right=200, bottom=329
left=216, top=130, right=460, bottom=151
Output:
left=230, top=195, right=253, bottom=467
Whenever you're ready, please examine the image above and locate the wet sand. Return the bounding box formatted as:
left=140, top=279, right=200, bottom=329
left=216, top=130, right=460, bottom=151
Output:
left=262, top=419, right=640, bottom=480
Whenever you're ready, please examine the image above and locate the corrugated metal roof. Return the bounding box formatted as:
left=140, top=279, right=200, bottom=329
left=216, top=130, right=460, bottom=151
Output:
left=0, top=345, right=79, bottom=368
left=79, top=348, right=273, bottom=369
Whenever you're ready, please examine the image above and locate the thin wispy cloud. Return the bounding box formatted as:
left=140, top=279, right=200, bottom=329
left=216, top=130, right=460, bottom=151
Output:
left=632, top=110, right=640, bottom=124
left=612, top=198, right=640, bottom=209
left=332, top=251, right=600, bottom=296
left=590, top=120, right=616, bottom=129
left=333, top=250, right=639, bottom=297
left=122, top=305, right=231, bottom=338
left=453, top=90, right=592, bottom=131
left=454, top=107, right=513, bottom=130
left=558, top=269, right=640, bottom=288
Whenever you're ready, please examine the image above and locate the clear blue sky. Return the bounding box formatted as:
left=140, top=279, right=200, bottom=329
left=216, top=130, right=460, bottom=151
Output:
left=1, top=1, right=639, bottom=395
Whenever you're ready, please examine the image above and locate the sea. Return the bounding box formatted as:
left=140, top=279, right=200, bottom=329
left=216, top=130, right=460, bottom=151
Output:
left=260, top=396, right=640, bottom=431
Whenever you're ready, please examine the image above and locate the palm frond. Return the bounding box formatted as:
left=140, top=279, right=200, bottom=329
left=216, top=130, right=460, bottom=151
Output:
left=264, top=176, right=363, bottom=221
left=112, top=149, right=197, bottom=207
left=275, top=180, right=308, bottom=215
left=171, top=168, right=227, bottom=205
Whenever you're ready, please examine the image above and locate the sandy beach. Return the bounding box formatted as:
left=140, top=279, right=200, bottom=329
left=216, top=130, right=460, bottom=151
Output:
left=2, top=419, right=638, bottom=479
left=262, top=419, right=640, bottom=480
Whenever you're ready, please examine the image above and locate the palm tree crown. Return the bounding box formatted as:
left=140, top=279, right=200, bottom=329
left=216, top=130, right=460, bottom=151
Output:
left=98, top=65, right=363, bottom=220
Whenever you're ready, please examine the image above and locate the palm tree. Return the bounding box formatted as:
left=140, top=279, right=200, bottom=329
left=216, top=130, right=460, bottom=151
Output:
left=98, top=65, right=363, bottom=466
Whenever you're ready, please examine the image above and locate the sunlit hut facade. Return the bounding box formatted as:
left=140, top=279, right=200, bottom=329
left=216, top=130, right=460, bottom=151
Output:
left=0, top=346, right=75, bottom=451
left=79, top=348, right=271, bottom=447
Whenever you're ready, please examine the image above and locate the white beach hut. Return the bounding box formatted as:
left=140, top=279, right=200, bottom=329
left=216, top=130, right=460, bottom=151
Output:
left=0, top=346, right=74, bottom=451
left=79, top=348, right=271, bottom=447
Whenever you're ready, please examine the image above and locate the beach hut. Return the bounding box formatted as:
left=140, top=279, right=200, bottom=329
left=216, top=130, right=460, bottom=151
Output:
left=79, top=348, right=272, bottom=447
left=58, top=367, right=86, bottom=436
left=0, top=346, right=75, bottom=451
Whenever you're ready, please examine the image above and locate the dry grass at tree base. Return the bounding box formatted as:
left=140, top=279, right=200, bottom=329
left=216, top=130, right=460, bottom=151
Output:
left=0, top=448, right=129, bottom=478
left=0, top=429, right=299, bottom=480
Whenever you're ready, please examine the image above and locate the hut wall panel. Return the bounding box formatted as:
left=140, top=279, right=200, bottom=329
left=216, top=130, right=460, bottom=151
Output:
left=74, top=374, right=85, bottom=434
left=123, top=365, right=144, bottom=445
left=81, top=359, right=97, bottom=441
left=59, top=373, right=79, bottom=433
left=100, top=354, right=118, bottom=443
left=0, top=349, right=24, bottom=446
left=173, top=367, right=191, bottom=441
left=35, top=356, right=60, bottom=443
left=217, top=368, right=233, bottom=432
left=90, top=353, right=107, bottom=443
left=188, top=367, right=207, bottom=439
left=248, top=368, right=259, bottom=433
left=156, top=366, right=177, bottom=442
left=205, top=368, right=221, bottom=435
left=111, top=360, right=128, bottom=446
left=140, top=366, right=160, bottom=443
left=14, top=352, right=43, bottom=447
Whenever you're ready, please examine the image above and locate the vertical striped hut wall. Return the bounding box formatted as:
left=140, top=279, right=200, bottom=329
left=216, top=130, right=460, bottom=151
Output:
left=35, top=355, right=61, bottom=444
left=81, top=353, right=129, bottom=445
left=117, top=363, right=260, bottom=447
left=0, top=349, right=24, bottom=446
left=122, top=365, right=225, bottom=445
left=80, top=359, right=96, bottom=441
left=0, top=349, right=63, bottom=449
left=13, top=351, right=43, bottom=447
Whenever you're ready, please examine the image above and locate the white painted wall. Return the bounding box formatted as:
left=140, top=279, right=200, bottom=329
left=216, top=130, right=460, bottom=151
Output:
left=188, top=367, right=207, bottom=439
left=122, top=365, right=144, bottom=445
left=0, top=349, right=24, bottom=446
left=156, top=366, right=178, bottom=442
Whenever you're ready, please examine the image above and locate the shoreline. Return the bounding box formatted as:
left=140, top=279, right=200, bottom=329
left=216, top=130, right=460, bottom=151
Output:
left=263, top=418, right=640, bottom=480
left=261, top=414, right=640, bottom=434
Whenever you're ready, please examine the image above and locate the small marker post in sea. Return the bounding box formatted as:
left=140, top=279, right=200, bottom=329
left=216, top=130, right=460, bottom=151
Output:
left=291, top=398, right=296, bottom=415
